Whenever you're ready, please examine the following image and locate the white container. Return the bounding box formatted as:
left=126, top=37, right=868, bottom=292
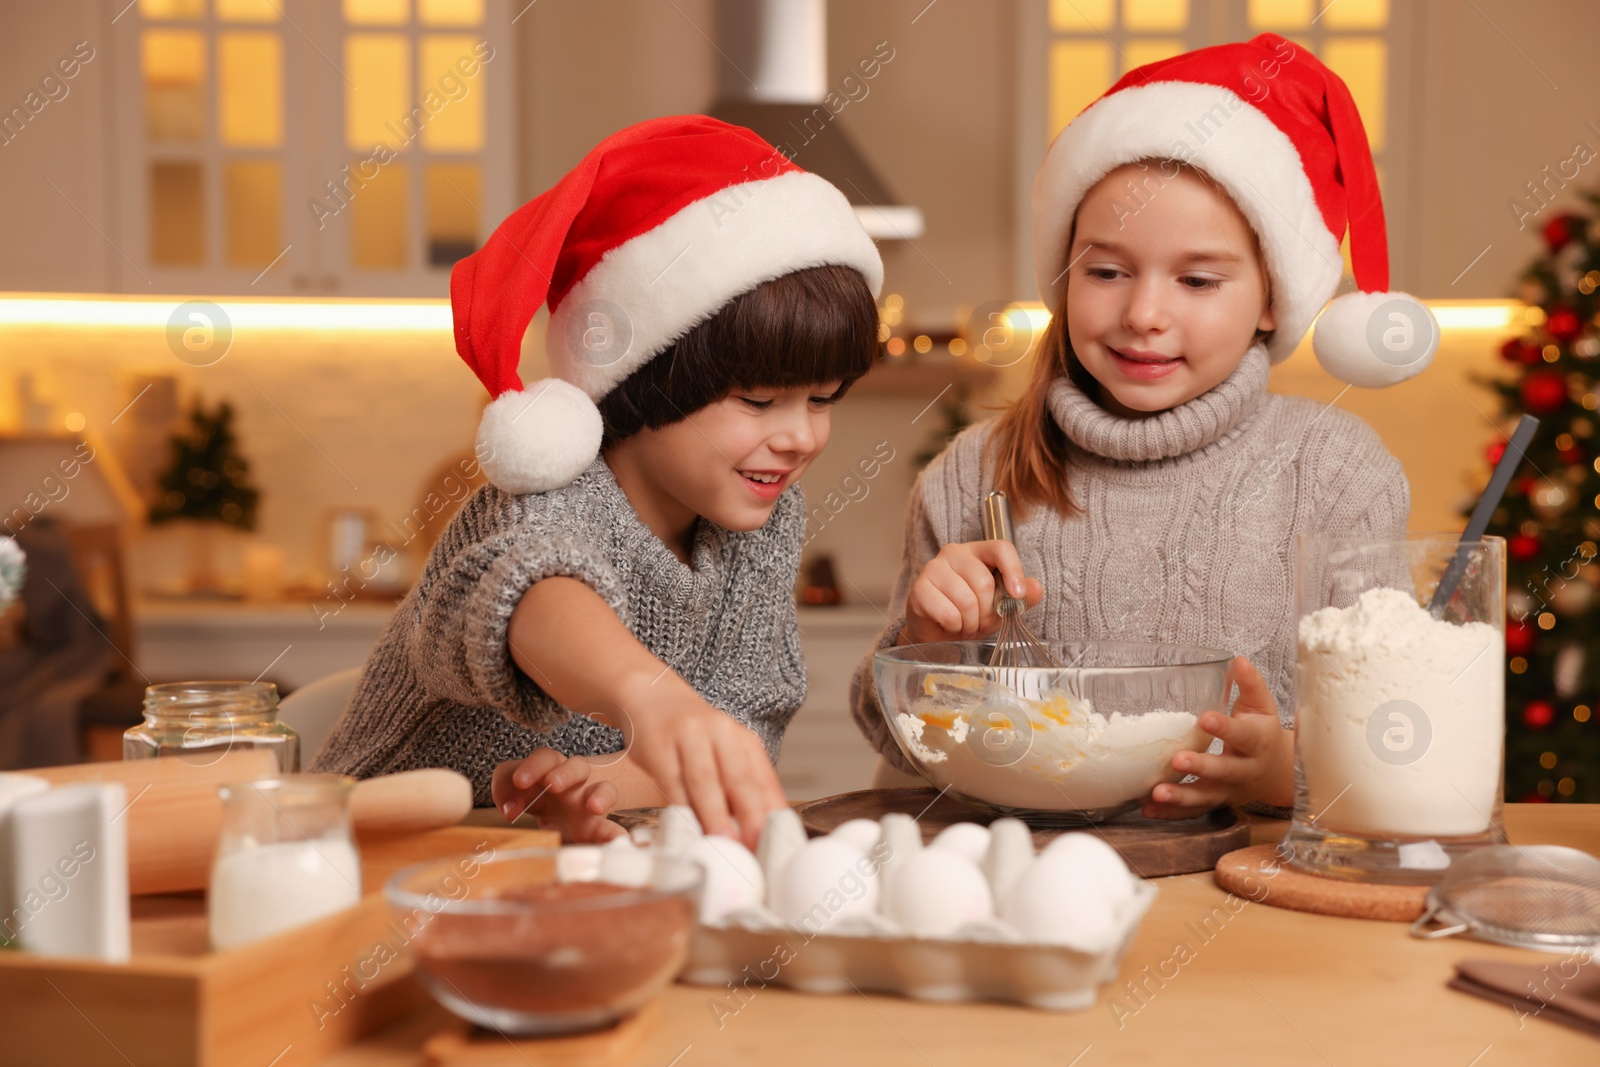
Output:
left=682, top=882, right=1157, bottom=1011
left=8, top=782, right=131, bottom=961
left=208, top=775, right=362, bottom=950
left=0, top=773, right=51, bottom=943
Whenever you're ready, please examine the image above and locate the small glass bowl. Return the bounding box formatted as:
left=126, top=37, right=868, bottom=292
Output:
left=385, top=847, right=702, bottom=1035
left=873, top=640, right=1235, bottom=823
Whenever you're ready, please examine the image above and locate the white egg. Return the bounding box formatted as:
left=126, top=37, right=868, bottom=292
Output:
left=930, top=822, right=992, bottom=866
left=981, top=818, right=1035, bottom=904
left=1001, top=854, right=1118, bottom=952
left=684, top=834, right=765, bottom=924
left=1040, top=833, right=1137, bottom=906
left=555, top=845, right=603, bottom=883
left=599, top=845, right=654, bottom=888
left=883, top=848, right=994, bottom=938
left=876, top=812, right=923, bottom=895
left=758, top=807, right=809, bottom=890
left=657, top=804, right=704, bottom=854
left=771, top=838, right=881, bottom=935
left=829, top=818, right=883, bottom=853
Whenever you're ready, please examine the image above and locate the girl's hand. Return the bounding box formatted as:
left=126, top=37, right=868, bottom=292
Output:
left=900, top=540, right=1045, bottom=645
left=491, top=748, right=626, bottom=843
left=623, top=690, right=786, bottom=853
left=1141, top=657, right=1293, bottom=820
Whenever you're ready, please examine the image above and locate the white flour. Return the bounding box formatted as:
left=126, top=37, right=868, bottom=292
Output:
left=1297, top=587, right=1503, bottom=838
left=209, top=838, right=362, bottom=949
left=895, top=681, right=1204, bottom=810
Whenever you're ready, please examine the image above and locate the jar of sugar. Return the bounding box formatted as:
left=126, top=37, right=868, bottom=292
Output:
left=126, top=681, right=300, bottom=772
left=209, top=774, right=362, bottom=950
left=1283, top=535, right=1506, bottom=885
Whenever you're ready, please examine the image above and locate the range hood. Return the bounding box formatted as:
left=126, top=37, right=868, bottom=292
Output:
left=710, top=0, right=924, bottom=240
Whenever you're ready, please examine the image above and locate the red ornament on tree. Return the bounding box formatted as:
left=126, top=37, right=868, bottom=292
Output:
left=1514, top=475, right=1537, bottom=497
left=1521, top=371, right=1570, bottom=415
left=1542, top=213, right=1581, bottom=252
left=1500, top=337, right=1539, bottom=364
left=1509, top=533, right=1543, bottom=561
left=1486, top=440, right=1507, bottom=465
left=1560, top=444, right=1585, bottom=465
left=1546, top=307, right=1583, bottom=343
left=1505, top=621, right=1535, bottom=656
left=1523, top=701, right=1555, bottom=729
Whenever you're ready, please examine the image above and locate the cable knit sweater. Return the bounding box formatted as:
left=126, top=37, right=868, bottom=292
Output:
left=849, top=345, right=1411, bottom=781
left=313, top=458, right=809, bottom=806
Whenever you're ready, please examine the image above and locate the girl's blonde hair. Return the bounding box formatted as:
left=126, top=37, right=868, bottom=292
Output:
left=989, top=158, right=1274, bottom=520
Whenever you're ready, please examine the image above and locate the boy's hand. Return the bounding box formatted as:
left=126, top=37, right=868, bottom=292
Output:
left=491, top=748, right=626, bottom=843
left=900, top=540, right=1045, bottom=645
left=1142, top=657, right=1293, bottom=820
left=624, top=691, right=785, bottom=852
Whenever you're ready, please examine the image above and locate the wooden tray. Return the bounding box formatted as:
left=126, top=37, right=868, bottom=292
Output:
left=0, top=824, right=557, bottom=1067
left=795, top=788, right=1252, bottom=878
left=1214, top=845, right=1430, bottom=922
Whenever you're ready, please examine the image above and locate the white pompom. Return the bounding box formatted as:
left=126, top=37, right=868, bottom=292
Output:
left=1311, top=291, right=1438, bottom=388
left=475, top=378, right=603, bottom=494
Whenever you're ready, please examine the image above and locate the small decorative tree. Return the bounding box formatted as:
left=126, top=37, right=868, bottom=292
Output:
left=149, top=401, right=260, bottom=530
left=149, top=401, right=260, bottom=594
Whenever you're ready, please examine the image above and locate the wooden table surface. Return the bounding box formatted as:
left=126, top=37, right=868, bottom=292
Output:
left=324, top=805, right=1600, bottom=1066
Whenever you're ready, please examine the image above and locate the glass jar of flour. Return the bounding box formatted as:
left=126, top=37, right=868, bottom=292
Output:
left=209, top=774, right=362, bottom=949
left=1283, top=534, right=1506, bottom=884
left=125, top=681, right=301, bottom=771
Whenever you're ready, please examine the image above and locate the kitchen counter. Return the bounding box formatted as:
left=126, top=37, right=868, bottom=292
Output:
left=323, top=805, right=1598, bottom=1065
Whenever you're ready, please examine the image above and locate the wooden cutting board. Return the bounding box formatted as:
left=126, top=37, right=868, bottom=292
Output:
left=794, top=787, right=1252, bottom=879
left=1213, top=844, right=1430, bottom=922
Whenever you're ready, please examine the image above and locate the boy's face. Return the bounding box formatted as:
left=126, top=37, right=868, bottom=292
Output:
left=1064, top=163, right=1275, bottom=417
left=616, top=382, right=840, bottom=534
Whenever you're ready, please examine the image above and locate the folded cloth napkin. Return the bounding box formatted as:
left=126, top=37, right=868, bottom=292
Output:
left=1449, top=955, right=1600, bottom=1038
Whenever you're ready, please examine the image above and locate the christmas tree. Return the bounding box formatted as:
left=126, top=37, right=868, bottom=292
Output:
left=1479, top=199, right=1600, bottom=803
left=149, top=400, right=260, bottom=530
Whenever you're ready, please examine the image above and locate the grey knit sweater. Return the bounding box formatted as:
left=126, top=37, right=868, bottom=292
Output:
left=313, top=458, right=809, bottom=806
left=850, top=345, right=1411, bottom=778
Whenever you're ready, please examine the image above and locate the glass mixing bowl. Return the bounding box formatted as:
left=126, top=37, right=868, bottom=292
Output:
left=386, top=847, right=703, bottom=1035
left=873, top=641, right=1236, bottom=824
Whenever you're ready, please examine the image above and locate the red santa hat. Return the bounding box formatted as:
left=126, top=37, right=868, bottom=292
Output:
left=1034, top=33, right=1436, bottom=389
left=451, top=115, right=883, bottom=494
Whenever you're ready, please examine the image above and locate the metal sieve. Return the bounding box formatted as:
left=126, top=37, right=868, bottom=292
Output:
left=1410, top=844, right=1600, bottom=952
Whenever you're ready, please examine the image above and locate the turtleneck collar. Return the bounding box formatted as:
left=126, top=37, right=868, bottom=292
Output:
left=1045, top=344, right=1271, bottom=463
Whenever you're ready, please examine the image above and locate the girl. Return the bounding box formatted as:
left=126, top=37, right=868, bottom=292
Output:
left=314, top=116, right=883, bottom=848
left=850, top=35, right=1437, bottom=818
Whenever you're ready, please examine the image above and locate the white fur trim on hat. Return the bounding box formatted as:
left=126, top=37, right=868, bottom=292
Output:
left=476, top=378, right=604, bottom=495
left=547, top=170, right=884, bottom=399
left=1312, top=291, right=1438, bottom=388
left=1034, top=81, right=1343, bottom=365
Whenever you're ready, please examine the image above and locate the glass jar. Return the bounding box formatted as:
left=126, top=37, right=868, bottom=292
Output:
left=209, top=774, right=361, bottom=949
left=1282, top=534, right=1506, bottom=884
left=124, top=681, right=300, bottom=771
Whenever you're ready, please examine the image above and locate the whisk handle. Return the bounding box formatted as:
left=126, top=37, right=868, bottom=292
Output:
left=983, top=490, right=1015, bottom=543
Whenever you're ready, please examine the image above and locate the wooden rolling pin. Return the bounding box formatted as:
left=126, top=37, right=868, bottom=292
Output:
left=27, top=754, right=474, bottom=895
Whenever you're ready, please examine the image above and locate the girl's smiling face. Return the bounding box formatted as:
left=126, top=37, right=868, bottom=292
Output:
left=606, top=382, right=840, bottom=552
left=1065, top=162, right=1275, bottom=417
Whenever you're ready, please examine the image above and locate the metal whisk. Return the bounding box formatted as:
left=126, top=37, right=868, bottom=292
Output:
left=983, top=491, right=1063, bottom=687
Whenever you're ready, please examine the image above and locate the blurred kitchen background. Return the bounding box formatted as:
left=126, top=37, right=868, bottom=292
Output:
left=2, top=0, right=1598, bottom=797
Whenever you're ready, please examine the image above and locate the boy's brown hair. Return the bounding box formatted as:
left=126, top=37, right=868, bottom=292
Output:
left=598, top=264, right=879, bottom=445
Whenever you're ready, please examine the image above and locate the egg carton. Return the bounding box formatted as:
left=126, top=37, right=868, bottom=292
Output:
left=680, top=881, right=1158, bottom=1011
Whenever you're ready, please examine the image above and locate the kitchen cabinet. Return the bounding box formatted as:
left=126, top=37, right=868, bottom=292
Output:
left=102, top=0, right=515, bottom=297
